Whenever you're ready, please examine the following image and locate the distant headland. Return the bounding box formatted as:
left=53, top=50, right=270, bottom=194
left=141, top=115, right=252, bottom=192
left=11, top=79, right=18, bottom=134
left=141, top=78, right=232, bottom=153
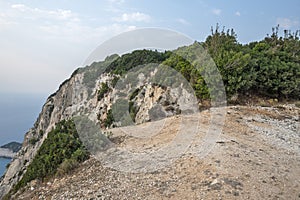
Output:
left=0, top=142, right=22, bottom=159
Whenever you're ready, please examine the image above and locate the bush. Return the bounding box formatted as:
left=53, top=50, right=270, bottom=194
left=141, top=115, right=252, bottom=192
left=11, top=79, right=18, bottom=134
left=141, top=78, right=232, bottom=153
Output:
left=97, top=82, right=110, bottom=101
left=105, top=49, right=170, bottom=75
left=111, top=76, right=119, bottom=88
left=29, top=138, right=38, bottom=145
left=12, top=119, right=89, bottom=193
left=56, top=158, right=79, bottom=176
left=104, top=109, right=114, bottom=128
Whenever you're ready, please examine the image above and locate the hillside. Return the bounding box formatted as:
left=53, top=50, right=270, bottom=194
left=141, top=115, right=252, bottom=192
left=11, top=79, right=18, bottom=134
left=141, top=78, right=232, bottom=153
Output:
left=11, top=105, right=300, bottom=199
left=1, top=142, right=22, bottom=153
left=0, top=142, right=22, bottom=159
left=0, top=27, right=299, bottom=199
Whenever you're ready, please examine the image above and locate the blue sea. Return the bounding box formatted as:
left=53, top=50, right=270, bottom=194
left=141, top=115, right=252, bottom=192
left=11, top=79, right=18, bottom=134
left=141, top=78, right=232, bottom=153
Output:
left=0, top=157, right=11, bottom=177
left=0, top=93, right=46, bottom=145
left=0, top=93, right=45, bottom=177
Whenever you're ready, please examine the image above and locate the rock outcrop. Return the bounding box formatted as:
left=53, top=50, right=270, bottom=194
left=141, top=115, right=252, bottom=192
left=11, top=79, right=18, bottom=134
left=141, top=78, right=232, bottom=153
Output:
left=0, top=57, right=198, bottom=198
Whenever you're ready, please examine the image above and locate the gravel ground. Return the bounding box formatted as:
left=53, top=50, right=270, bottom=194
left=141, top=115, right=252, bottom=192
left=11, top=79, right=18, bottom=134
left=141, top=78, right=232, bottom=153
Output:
left=13, top=105, right=300, bottom=200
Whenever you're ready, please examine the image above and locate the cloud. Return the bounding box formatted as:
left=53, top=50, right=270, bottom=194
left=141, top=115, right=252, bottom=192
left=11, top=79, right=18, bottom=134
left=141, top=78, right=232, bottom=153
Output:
left=177, top=18, right=190, bottom=25
left=0, top=22, right=137, bottom=94
left=276, top=17, right=299, bottom=29
left=3, top=3, right=138, bottom=43
left=11, top=4, right=27, bottom=11
left=114, top=12, right=151, bottom=22
left=212, top=9, right=221, bottom=16
left=1, top=3, right=139, bottom=44
left=0, top=3, right=138, bottom=94
left=235, top=11, right=241, bottom=16
left=10, top=4, right=79, bottom=22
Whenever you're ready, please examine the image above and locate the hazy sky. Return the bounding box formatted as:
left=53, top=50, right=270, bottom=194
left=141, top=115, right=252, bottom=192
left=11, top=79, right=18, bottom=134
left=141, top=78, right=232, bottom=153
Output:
left=0, top=0, right=299, bottom=95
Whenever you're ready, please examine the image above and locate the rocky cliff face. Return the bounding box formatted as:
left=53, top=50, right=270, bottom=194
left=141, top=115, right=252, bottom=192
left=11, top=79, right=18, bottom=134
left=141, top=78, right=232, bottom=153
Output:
left=0, top=71, right=80, bottom=197
left=0, top=59, right=198, bottom=198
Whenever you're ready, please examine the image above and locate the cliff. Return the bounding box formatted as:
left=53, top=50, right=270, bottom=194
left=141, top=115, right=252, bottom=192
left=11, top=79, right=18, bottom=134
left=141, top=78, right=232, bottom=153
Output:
left=0, top=51, right=198, bottom=198
left=0, top=71, right=81, bottom=197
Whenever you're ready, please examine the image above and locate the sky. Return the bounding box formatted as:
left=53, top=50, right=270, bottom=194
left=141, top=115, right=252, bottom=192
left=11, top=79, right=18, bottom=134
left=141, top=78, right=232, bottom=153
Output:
left=0, top=0, right=299, bottom=144
left=0, top=0, right=299, bottom=95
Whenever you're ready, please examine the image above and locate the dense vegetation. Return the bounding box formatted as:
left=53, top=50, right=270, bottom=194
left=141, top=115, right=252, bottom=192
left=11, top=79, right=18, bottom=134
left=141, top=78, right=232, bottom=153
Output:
left=105, top=49, right=170, bottom=75
left=11, top=120, right=89, bottom=194
left=98, top=25, right=300, bottom=101
left=85, top=25, right=299, bottom=128
left=203, top=25, right=299, bottom=99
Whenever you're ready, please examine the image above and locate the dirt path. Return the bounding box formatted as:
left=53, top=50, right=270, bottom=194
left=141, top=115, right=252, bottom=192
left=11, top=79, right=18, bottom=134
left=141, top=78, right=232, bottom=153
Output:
left=14, top=105, right=300, bottom=200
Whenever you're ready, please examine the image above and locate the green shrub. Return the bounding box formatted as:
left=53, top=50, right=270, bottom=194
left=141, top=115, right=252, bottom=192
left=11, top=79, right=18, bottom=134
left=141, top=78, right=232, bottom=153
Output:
left=56, top=158, right=79, bottom=176
left=104, top=109, right=114, bottom=128
left=12, top=119, right=89, bottom=193
left=97, top=82, right=110, bottom=101
left=105, top=49, right=170, bottom=75
left=29, top=138, right=38, bottom=145
left=71, top=148, right=89, bottom=162
left=111, top=76, right=119, bottom=88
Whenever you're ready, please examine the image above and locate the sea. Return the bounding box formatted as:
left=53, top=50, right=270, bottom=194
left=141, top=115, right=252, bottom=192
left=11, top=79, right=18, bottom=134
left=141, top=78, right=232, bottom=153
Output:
left=0, top=93, right=46, bottom=145
left=0, top=157, right=11, bottom=177
left=0, top=93, right=45, bottom=177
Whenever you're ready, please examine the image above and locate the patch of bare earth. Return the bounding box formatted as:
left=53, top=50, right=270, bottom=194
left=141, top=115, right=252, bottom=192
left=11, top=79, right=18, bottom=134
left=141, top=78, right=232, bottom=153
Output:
left=14, top=105, right=300, bottom=200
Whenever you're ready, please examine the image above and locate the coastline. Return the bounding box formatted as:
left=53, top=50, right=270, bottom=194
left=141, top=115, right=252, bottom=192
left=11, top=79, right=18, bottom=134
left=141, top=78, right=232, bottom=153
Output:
left=0, top=156, right=13, bottom=159
left=0, top=148, right=15, bottom=159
